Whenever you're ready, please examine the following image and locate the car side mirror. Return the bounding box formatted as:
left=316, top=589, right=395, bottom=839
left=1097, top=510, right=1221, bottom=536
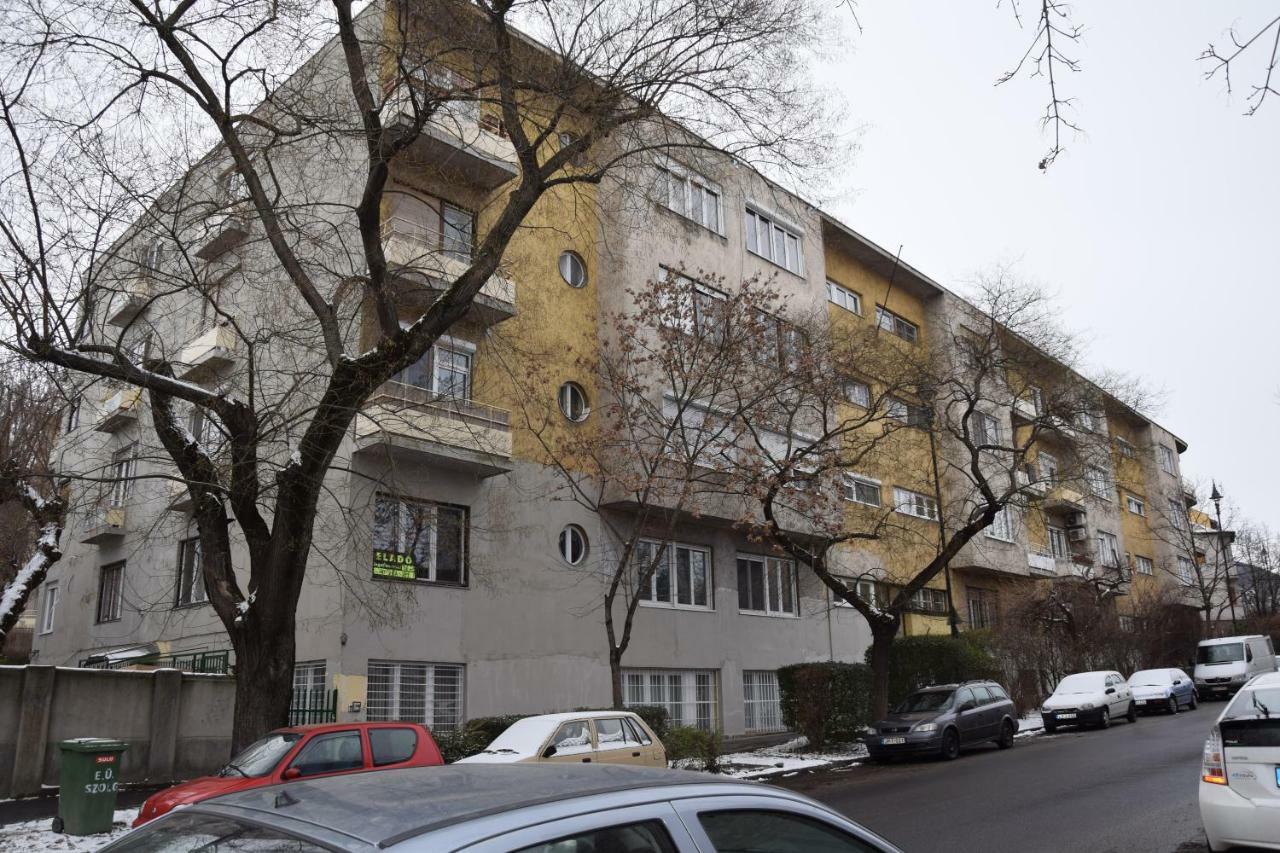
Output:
left=283, top=768, right=302, bottom=781
left=1105, top=687, right=1116, bottom=695
left=1173, top=679, right=1182, bottom=685
left=958, top=701, right=975, bottom=712
left=542, top=745, right=557, bottom=758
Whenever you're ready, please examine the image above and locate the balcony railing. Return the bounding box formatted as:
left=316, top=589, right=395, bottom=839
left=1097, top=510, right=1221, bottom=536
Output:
left=177, top=323, right=240, bottom=379
left=382, top=223, right=516, bottom=324
left=354, top=381, right=513, bottom=477
left=384, top=85, right=518, bottom=189
left=1028, top=551, right=1057, bottom=574
left=81, top=505, right=127, bottom=545
left=104, top=279, right=152, bottom=327
left=94, top=388, right=142, bottom=434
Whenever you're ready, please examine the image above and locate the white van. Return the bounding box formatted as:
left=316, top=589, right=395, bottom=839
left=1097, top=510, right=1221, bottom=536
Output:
left=1194, top=635, right=1277, bottom=700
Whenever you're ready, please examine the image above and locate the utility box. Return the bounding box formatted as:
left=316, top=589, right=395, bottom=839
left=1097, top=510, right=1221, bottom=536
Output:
left=55, top=738, right=128, bottom=835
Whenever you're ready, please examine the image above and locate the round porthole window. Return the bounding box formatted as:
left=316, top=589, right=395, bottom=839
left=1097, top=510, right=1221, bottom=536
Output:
left=558, top=381, right=590, bottom=423
left=559, top=251, right=587, bottom=288
left=559, top=524, right=588, bottom=565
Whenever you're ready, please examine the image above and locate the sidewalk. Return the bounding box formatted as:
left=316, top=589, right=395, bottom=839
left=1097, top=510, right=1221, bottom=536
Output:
left=0, top=809, right=138, bottom=852
left=0, top=786, right=161, bottom=827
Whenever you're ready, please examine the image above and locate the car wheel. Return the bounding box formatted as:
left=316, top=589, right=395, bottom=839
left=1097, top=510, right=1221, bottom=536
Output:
left=50, top=816, right=64, bottom=834
left=940, top=728, right=960, bottom=761
left=1189, top=692, right=1198, bottom=710
left=1098, top=707, right=1111, bottom=729
left=1168, top=696, right=1178, bottom=715
left=1126, top=701, right=1137, bottom=723
left=997, top=719, right=1015, bottom=749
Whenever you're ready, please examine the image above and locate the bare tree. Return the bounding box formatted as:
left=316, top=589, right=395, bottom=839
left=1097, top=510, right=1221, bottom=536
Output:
left=1152, top=483, right=1238, bottom=634
left=1201, top=13, right=1280, bottom=116
left=0, top=0, right=836, bottom=747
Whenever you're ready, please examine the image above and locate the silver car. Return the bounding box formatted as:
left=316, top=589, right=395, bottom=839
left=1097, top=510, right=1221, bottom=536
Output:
left=100, top=764, right=900, bottom=852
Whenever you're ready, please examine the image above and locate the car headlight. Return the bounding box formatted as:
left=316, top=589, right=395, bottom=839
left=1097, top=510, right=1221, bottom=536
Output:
left=1232, top=673, right=1248, bottom=682
left=1080, top=702, right=1095, bottom=710
left=914, top=722, right=938, bottom=733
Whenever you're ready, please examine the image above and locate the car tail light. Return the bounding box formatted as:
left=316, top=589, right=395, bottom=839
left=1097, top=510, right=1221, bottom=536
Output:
left=1202, top=731, right=1227, bottom=785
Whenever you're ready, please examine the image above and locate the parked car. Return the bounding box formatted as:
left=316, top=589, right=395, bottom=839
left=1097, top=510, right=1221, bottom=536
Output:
left=864, top=680, right=1019, bottom=762
left=103, top=764, right=904, bottom=852
left=1194, top=635, right=1277, bottom=700
left=456, top=710, right=666, bottom=767
left=1128, top=667, right=1198, bottom=714
left=1041, top=670, right=1136, bottom=732
left=1199, top=671, right=1280, bottom=852
left=132, top=722, right=443, bottom=827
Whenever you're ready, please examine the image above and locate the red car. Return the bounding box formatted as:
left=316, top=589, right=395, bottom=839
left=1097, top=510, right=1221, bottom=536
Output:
left=133, top=721, right=443, bottom=827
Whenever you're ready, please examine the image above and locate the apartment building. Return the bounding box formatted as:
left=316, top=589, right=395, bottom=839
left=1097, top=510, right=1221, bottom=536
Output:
left=27, top=0, right=1206, bottom=737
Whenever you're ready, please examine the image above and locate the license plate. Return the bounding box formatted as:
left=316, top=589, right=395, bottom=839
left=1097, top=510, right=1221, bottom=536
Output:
left=881, top=737, right=906, bottom=746
left=1137, top=700, right=1147, bottom=706
left=1057, top=713, right=1077, bottom=719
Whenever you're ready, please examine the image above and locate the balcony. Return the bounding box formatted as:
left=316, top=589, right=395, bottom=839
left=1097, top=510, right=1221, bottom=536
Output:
left=1041, top=485, right=1086, bottom=515
left=385, top=86, right=518, bottom=190
left=194, top=210, right=252, bottom=260
left=81, top=506, right=127, bottom=545
left=1028, top=551, right=1057, bottom=575
left=1015, top=469, right=1048, bottom=496
left=382, top=225, right=516, bottom=325
left=104, top=280, right=152, bottom=327
left=177, top=324, right=240, bottom=380
left=166, top=481, right=195, bottom=513
left=94, top=388, right=142, bottom=434
left=353, top=382, right=512, bottom=477
left=1011, top=396, right=1039, bottom=424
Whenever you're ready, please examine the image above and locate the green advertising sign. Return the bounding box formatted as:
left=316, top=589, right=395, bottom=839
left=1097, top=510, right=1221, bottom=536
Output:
left=373, top=550, right=416, bottom=579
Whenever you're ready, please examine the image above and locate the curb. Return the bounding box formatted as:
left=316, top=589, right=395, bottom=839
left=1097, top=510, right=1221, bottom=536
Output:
left=728, top=756, right=865, bottom=783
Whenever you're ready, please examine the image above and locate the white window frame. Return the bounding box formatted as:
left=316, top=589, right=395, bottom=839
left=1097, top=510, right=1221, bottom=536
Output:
left=1096, top=531, right=1121, bottom=568
left=833, top=577, right=882, bottom=609
left=743, top=671, right=784, bottom=733
left=744, top=206, right=803, bottom=275
left=108, top=446, right=136, bottom=508
left=1119, top=614, right=1136, bottom=632
left=1116, top=437, right=1136, bottom=459
left=39, top=581, right=59, bottom=634
left=623, top=668, right=719, bottom=731
left=887, top=398, right=930, bottom=427
left=1135, top=555, right=1154, bottom=576
left=973, top=412, right=1002, bottom=447
left=292, top=661, right=328, bottom=697
left=1167, top=498, right=1189, bottom=532
left=1125, top=494, right=1146, bottom=516
left=840, top=473, right=882, bottom=507
left=911, top=587, right=950, bottom=614
left=985, top=506, right=1017, bottom=542
left=967, top=588, right=996, bottom=628
left=372, top=494, right=468, bottom=585
left=656, top=159, right=723, bottom=235
left=1156, top=444, right=1177, bottom=475
left=1086, top=465, right=1113, bottom=499
left=1177, top=556, right=1196, bottom=585
left=391, top=337, right=476, bottom=400
left=736, top=553, right=799, bottom=617
left=1038, top=452, right=1059, bottom=484
left=1048, top=525, right=1070, bottom=559
left=558, top=381, right=590, bottom=422
left=826, top=280, right=862, bottom=315
left=843, top=379, right=871, bottom=408
left=365, top=660, right=464, bottom=732
left=635, top=539, right=713, bottom=611
left=894, top=487, right=939, bottom=521
left=176, top=537, right=208, bottom=607
left=875, top=305, right=918, bottom=343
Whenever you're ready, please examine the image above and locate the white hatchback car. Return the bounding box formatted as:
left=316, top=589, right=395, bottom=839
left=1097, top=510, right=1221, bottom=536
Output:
left=1200, top=671, right=1280, bottom=851
left=1041, top=670, right=1136, bottom=732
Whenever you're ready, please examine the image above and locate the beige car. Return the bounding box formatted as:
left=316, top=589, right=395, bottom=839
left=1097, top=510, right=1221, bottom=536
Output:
left=455, top=710, right=667, bottom=767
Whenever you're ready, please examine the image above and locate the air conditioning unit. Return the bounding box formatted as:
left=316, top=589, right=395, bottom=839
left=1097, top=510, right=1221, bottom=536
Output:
left=1068, top=528, right=1089, bottom=542
left=1066, top=511, right=1087, bottom=528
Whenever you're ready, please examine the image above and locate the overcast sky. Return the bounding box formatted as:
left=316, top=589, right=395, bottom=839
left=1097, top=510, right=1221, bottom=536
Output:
left=816, top=2, right=1280, bottom=531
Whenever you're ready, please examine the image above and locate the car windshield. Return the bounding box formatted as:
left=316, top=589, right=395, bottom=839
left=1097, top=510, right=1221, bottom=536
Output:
left=98, top=811, right=330, bottom=852
left=219, top=731, right=302, bottom=777
left=1224, top=686, right=1280, bottom=720
left=1198, top=643, right=1245, bottom=664
left=1129, top=670, right=1172, bottom=686
left=1055, top=674, right=1105, bottom=694
left=895, top=690, right=954, bottom=713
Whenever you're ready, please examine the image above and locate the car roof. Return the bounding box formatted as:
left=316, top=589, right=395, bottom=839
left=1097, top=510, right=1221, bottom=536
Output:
left=197, top=764, right=768, bottom=849
left=500, top=710, right=643, bottom=728
left=1200, top=635, right=1265, bottom=645
left=274, top=722, right=421, bottom=735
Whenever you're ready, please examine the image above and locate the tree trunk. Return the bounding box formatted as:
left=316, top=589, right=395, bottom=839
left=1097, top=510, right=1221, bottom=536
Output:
left=609, top=648, right=624, bottom=710
left=229, top=622, right=298, bottom=753
left=867, top=623, right=897, bottom=721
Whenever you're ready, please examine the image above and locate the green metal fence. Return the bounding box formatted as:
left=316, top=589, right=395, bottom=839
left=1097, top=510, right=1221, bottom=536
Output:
left=288, top=688, right=338, bottom=725
left=79, top=649, right=232, bottom=674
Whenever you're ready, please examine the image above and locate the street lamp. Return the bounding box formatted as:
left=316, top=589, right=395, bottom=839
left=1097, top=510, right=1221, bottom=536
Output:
left=1210, top=482, right=1238, bottom=633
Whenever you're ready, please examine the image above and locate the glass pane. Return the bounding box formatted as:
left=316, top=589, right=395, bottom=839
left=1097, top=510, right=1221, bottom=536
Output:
left=654, top=549, right=671, bottom=603
left=745, top=211, right=758, bottom=252
left=779, top=561, right=794, bottom=614
left=435, top=506, right=465, bottom=584
left=104, top=811, right=332, bottom=852
left=369, top=728, right=417, bottom=766
left=772, top=226, right=786, bottom=264
left=514, top=820, right=678, bottom=853
left=551, top=721, right=592, bottom=751
left=750, top=562, right=765, bottom=611
left=737, top=559, right=752, bottom=610
left=442, top=203, right=473, bottom=259
left=676, top=548, right=692, bottom=605
left=289, top=732, right=363, bottom=777
left=691, top=551, right=707, bottom=606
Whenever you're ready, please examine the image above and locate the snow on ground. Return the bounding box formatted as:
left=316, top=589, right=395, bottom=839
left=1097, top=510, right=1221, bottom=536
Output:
left=0, top=808, right=137, bottom=852
left=1016, top=712, right=1046, bottom=737
left=674, top=736, right=869, bottom=780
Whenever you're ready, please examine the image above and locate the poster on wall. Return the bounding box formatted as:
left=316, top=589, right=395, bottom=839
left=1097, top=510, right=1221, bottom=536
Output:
left=373, top=550, right=416, bottom=579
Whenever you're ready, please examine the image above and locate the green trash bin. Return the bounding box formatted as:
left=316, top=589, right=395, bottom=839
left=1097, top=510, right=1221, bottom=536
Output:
left=55, top=738, right=128, bottom=836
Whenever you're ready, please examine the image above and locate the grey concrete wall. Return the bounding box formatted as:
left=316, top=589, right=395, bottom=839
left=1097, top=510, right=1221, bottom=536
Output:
left=0, top=665, right=234, bottom=799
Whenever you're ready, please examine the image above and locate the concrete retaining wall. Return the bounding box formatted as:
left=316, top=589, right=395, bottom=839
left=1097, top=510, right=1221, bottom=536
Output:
left=0, top=665, right=234, bottom=799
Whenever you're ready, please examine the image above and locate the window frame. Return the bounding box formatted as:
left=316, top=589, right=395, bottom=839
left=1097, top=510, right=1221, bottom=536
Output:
left=656, top=159, right=724, bottom=235
left=1096, top=531, right=1121, bottom=568
left=736, top=553, right=799, bottom=617
left=39, top=581, right=59, bottom=634
left=622, top=667, right=719, bottom=732
left=875, top=305, right=919, bottom=343
left=1086, top=465, right=1113, bottom=500
left=1156, top=444, right=1177, bottom=475
left=96, top=561, right=125, bottom=624
left=1125, top=494, right=1146, bottom=516
left=108, top=445, right=136, bottom=508
left=389, top=338, right=475, bottom=401
left=744, top=206, right=804, bottom=275
left=559, top=250, right=588, bottom=288
left=558, top=381, right=590, bottom=423
left=365, top=660, right=465, bottom=732
left=842, top=379, right=871, bottom=408
left=826, top=280, right=862, bottom=315
left=967, top=588, right=997, bottom=629
left=839, top=473, right=882, bottom=507
left=742, top=671, right=785, bottom=733
left=371, top=493, right=469, bottom=586
left=1048, top=525, right=1070, bottom=559
left=893, top=487, right=939, bottom=521
left=1135, top=555, right=1154, bottom=575
left=984, top=506, right=1017, bottom=542
left=384, top=190, right=475, bottom=261
left=175, top=537, right=208, bottom=608
left=635, top=539, right=714, bottom=611
left=559, top=524, right=589, bottom=566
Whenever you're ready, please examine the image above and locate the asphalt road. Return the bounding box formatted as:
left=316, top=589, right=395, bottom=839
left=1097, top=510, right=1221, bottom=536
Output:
left=778, top=705, right=1220, bottom=853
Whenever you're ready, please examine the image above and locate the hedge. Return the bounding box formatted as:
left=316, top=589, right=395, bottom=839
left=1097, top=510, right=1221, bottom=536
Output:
left=869, top=634, right=1002, bottom=706
left=664, top=725, right=721, bottom=772
left=776, top=662, right=873, bottom=750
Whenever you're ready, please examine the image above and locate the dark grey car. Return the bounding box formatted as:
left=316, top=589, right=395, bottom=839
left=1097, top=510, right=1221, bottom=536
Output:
left=98, top=764, right=902, bottom=852
left=865, top=680, right=1020, bottom=761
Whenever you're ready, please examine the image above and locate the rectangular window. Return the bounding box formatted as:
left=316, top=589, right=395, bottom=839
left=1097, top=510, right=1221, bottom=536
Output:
left=385, top=192, right=474, bottom=261
left=835, top=577, right=884, bottom=608
left=109, top=446, right=136, bottom=507
left=1086, top=465, right=1112, bottom=499
left=96, top=561, right=125, bottom=623
left=372, top=494, right=467, bottom=584
left=826, top=281, right=862, bottom=315
left=1116, top=437, right=1136, bottom=459
left=743, top=671, right=784, bottom=733
left=1096, top=532, right=1121, bottom=568
left=1125, top=495, right=1146, bottom=516
left=1038, top=452, right=1059, bottom=484
left=985, top=506, right=1016, bottom=542
left=894, top=487, right=939, bottom=521
left=658, top=162, right=722, bottom=233
left=1177, top=556, right=1195, bottom=584
left=1167, top=498, right=1188, bottom=532
left=292, top=661, right=327, bottom=697
left=366, top=661, right=464, bottom=731
left=973, top=412, right=1002, bottom=446
left=658, top=269, right=727, bottom=339
left=1048, top=526, right=1070, bottom=559
left=843, top=379, right=870, bottom=408
left=875, top=306, right=918, bottom=343
left=635, top=540, right=712, bottom=610
left=1135, top=555, right=1154, bottom=575
left=910, top=587, right=949, bottom=614
left=390, top=340, right=474, bottom=400
left=840, top=473, right=881, bottom=507
left=1156, top=444, right=1176, bottom=475
left=736, top=555, right=798, bottom=616
left=744, top=208, right=802, bottom=275
left=1077, top=411, right=1100, bottom=432
left=623, top=668, right=719, bottom=731
left=887, top=398, right=931, bottom=427
left=1119, top=615, right=1135, bottom=632
left=967, top=588, right=996, bottom=629
left=175, top=538, right=207, bottom=606
left=39, top=582, right=59, bottom=634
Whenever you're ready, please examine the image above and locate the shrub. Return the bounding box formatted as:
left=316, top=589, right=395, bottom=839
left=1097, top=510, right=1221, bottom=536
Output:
left=776, top=662, right=873, bottom=751
left=871, top=634, right=1002, bottom=706
left=434, top=727, right=492, bottom=763
left=626, top=705, right=670, bottom=741
left=664, top=725, right=721, bottom=772
left=464, top=714, right=531, bottom=744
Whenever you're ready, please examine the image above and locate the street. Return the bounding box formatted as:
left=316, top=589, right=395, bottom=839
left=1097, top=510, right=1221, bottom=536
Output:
left=780, top=708, right=1216, bottom=853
